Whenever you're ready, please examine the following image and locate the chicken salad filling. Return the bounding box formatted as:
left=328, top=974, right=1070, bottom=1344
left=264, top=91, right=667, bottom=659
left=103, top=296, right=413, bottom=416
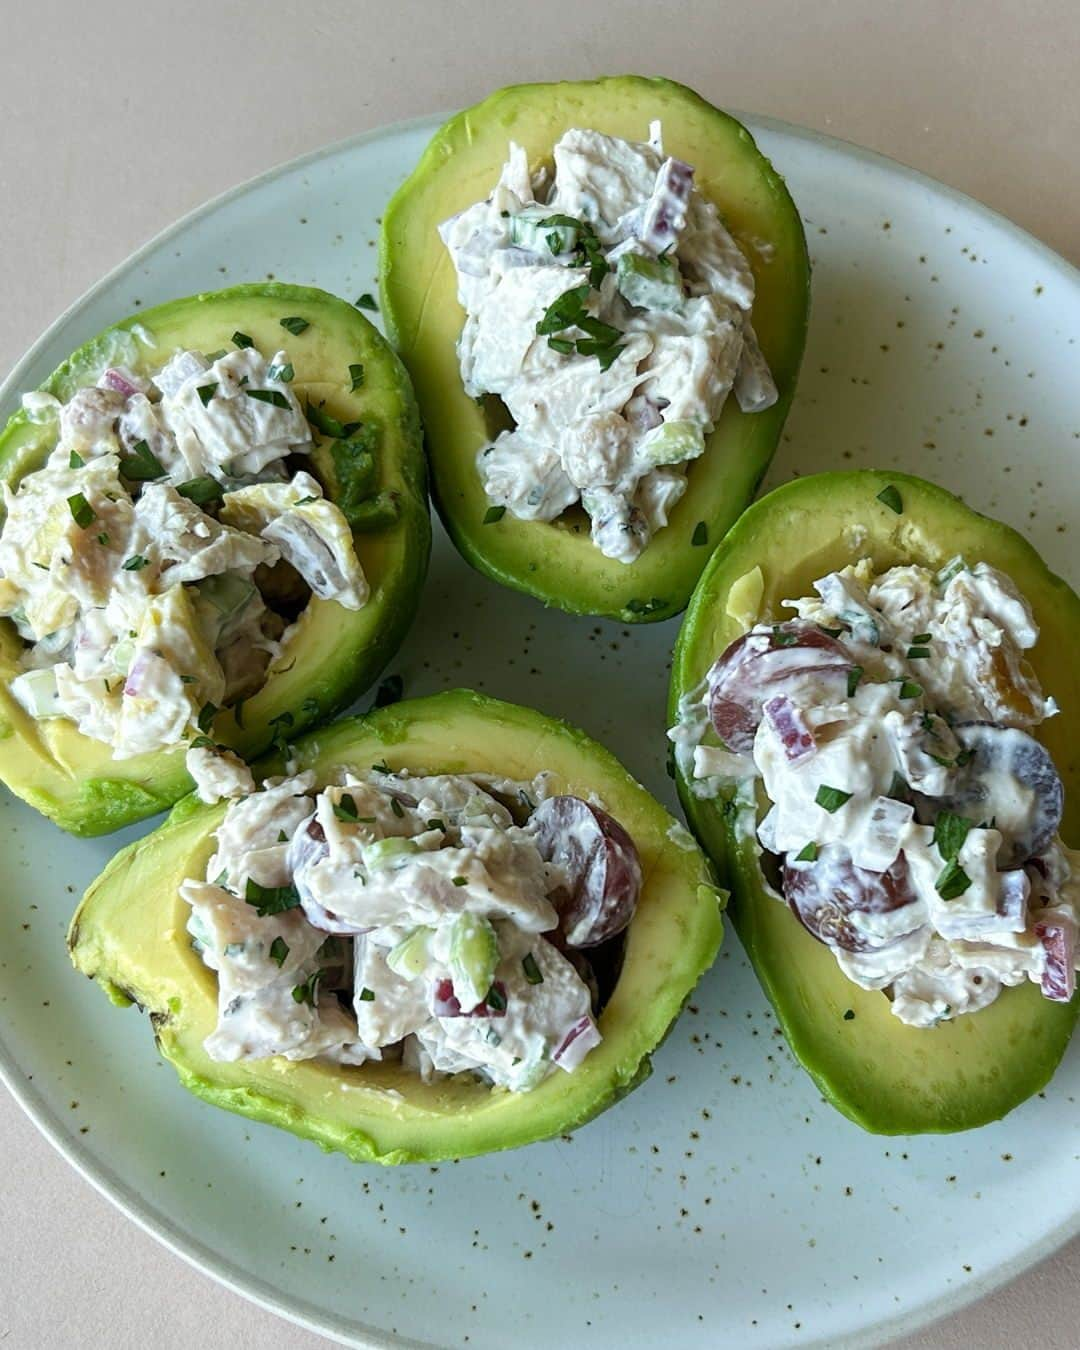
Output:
left=1, top=343, right=368, bottom=775
left=670, top=556, right=1079, bottom=1027
left=182, top=765, right=643, bottom=1090
left=440, top=123, right=777, bottom=565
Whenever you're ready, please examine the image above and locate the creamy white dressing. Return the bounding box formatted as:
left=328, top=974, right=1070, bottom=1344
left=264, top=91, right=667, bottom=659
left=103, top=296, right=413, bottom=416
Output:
left=2, top=342, right=368, bottom=769
left=182, top=767, right=619, bottom=1090
left=670, top=557, right=1078, bottom=1027
left=441, top=125, right=777, bottom=564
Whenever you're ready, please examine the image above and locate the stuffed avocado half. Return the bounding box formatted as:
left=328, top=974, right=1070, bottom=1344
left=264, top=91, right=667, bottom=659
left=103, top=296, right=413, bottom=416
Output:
left=69, top=690, right=724, bottom=1164
left=669, top=470, right=1080, bottom=1134
left=0, top=283, right=429, bottom=835
left=380, top=75, right=809, bottom=622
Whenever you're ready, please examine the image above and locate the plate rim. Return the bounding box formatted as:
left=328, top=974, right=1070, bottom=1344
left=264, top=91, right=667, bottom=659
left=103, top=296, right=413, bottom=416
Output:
left=1, top=103, right=1079, bottom=1350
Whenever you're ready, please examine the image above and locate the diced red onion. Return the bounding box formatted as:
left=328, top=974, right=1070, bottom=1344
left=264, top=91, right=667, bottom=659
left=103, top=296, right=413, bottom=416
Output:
left=1035, top=914, right=1076, bottom=1002
left=762, top=695, right=815, bottom=763
left=552, top=1015, right=602, bottom=1071
left=123, top=650, right=151, bottom=697
left=640, top=158, right=694, bottom=253
left=431, top=978, right=507, bottom=1019
left=100, top=367, right=143, bottom=398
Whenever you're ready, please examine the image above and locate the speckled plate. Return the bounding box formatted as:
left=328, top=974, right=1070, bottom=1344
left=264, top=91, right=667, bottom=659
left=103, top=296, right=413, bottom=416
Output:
left=1, top=112, right=1079, bottom=1350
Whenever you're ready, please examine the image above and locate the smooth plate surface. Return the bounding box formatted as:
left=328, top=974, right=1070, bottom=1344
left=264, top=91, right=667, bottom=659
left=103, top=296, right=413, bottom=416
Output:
left=1, top=113, right=1078, bottom=1350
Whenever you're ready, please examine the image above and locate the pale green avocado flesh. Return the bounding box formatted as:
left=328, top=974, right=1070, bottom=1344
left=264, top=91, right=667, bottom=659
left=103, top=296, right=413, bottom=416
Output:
left=69, top=690, right=725, bottom=1163
left=0, top=283, right=429, bottom=835
left=670, top=470, right=1080, bottom=1133
left=380, top=76, right=809, bottom=623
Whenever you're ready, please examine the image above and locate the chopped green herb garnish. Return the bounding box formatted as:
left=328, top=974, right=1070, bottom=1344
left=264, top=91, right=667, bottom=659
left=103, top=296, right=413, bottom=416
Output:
left=795, top=842, right=819, bottom=862
left=305, top=400, right=361, bottom=439
left=452, top=876, right=467, bottom=887
left=247, top=388, right=290, bottom=409
left=268, top=361, right=294, bottom=383
left=485, top=984, right=507, bottom=1012
left=888, top=771, right=909, bottom=799
left=955, top=747, right=975, bottom=767
left=279, top=316, right=309, bottom=336
left=245, top=877, right=301, bottom=917
left=291, top=971, right=322, bottom=1005
left=119, top=439, right=167, bottom=482
left=815, top=784, right=852, bottom=813
left=912, top=633, right=932, bottom=645
left=96, top=532, right=110, bottom=546
left=358, top=986, right=376, bottom=1001
left=427, top=818, right=446, bottom=832
left=772, top=625, right=798, bottom=647
left=371, top=759, right=390, bottom=773
left=69, top=450, right=84, bottom=469
left=933, top=810, right=974, bottom=862
left=547, top=337, right=576, bottom=355
left=197, top=383, right=218, bottom=407
left=522, top=953, right=544, bottom=985
left=122, top=554, right=149, bottom=571
left=843, top=1009, right=855, bottom=1021
left=179, top=675, right=197, bottom=685
left=355, top=293, right=378, bottom=311
left=483, top=505, right=507, bottom=524
left=197, top=702, right=218, bottom=732
left=67, top=493, right=95, bottom=528
left=936, top=859, right=972, bottom=901
left=907, top=646, right=931, bottom=660
left=691, top=521, right=708, bottom=547
left=333, top=793, right=359, bottom=822
left=348, top=362, right=365, bottom=391
left=390, top=796, right=405, bottom=819
left=876, top=484, right=903, bottom=513
left=232, top=331, right=254, bottom=349
left=189, top=735, right=216, bottom=750
left=535, top=284, right=590, bottom=336
left=269, top=937, right=289, bottom=967
left=176, top=475, right=224, bottom=505
left=276, top=830, right=289, bottom=843
left=898, top=679, right=923, bottom=700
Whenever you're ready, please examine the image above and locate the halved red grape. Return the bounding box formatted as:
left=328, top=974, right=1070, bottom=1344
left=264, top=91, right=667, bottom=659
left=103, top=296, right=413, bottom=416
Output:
left=706, top=622, right=852, bottom=752
left=552, top=1014, right=602, bottom=1070
left=763, top=695, right=816, bottom=763
left=934, top=723, right=1063, bottom=867
left=528, top=795, right=642, bottom=948
left=782, top=844, right=923, bottom=953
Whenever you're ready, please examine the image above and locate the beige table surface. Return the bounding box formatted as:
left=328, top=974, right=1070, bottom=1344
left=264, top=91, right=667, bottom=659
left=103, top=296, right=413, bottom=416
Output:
left=1, top=1, right=1078, bottom=1345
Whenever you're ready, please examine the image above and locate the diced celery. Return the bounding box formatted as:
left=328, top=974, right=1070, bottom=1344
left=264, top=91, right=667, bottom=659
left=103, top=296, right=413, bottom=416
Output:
left=640, top=419, right=706, bottom=467
left=448, top=913, right=499, bottom=1011
left=936, top=555, right=969, bottom=588
left=509, top=209, right=579, bottom=256
left=362, top=836, right=419, bottom=871
left=615, top=251, right=683, bottom=311
left=9, top=666, right=61, bottom=719
left=387, top=926, right=435, bottom=980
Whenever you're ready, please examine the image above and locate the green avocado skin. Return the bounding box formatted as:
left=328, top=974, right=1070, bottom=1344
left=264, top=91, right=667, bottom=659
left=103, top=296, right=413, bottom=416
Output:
left=0, top=283, right=430, bottom=835
left=669, top=469, right=1080, bottom=1134
left=68, top=689, right=725, bottom=1164
left=380, top=75, right=810, bottom=623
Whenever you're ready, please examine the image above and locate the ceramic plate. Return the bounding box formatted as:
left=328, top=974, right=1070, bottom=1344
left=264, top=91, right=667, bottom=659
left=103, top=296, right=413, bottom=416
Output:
left=1, top=112, right=1078, bottom=1350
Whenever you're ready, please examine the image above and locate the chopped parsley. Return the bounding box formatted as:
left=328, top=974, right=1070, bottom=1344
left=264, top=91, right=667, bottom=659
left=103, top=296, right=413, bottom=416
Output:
left=876, top=484, right=903, bottom=514
left=269, top=937, right=289, bottom=967
left=912, top=633, right=932, bottom=644
left=522, top=952, right=544, bottom=985
left=691, top=521, right=708, bottom=547
left=795, top=842, right=819, bottom=862
left=68, top=450, right=84, bottom=469
left=245, top=877, right=301, bottom=917
left=267, top=361, right=294, bottom=383
left=485, top=984, right=507, bottom=1013
left=305, top=400, right=361, bottom=439
left=122, top=554, right=149, bottom=571
left=846, top=665, right=864, bottom=697
left=483, top=505, right=507, bottom=524
left=120, top=439, right=167, bottom=481
left=843, top=1009, right=855, bottom=1021
left=348, top=362, right=365, bottom=391
left=771, top=625, right=798, bottom=647
left=232, top=331, right=254, bottom=348
left=547, top=336, right=576, bottom=355
left=452, top=876, right=467, bottom=887
left=67, top=493, right=95, bottom=528
left=176, top=475, right=224, bottom=505
left=390, top=796, right=405, bottom=819
left=333, top=793, right=359, bottom=823
left=358, top=986, right=376, bottom=1001
left=897, top=679, right=923, bottom=700
left=197, top=702, right=218, bottom=732
left=96, top=532, right=110, bottom=546
left=906, top=646, right=931, bottom=660
left=291, top=971, right=322, bottom=1005
left=936, top=859, right=972, bottom=902
left=427, top=818, right=446, bottom=832
left=196, top=382, right=218, bottom=407
left=355, top=293, right=378, bottom=311
left=815, top=784, right=852, bottom=813
left=247, top=388, right=290, bottom=409
left=933, top=810, right=974, bottom=862
left=279, top=316, right=309, bottom=335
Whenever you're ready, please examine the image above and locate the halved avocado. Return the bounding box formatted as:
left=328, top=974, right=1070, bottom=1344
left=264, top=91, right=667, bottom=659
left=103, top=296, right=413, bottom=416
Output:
left=0, top=283, right=429, bottom=835
left=68, top=690, right=724, bottom=1163
left=380, top=76, right=809, bottom=623
left=670, top=470, right=1080, bottom=1133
